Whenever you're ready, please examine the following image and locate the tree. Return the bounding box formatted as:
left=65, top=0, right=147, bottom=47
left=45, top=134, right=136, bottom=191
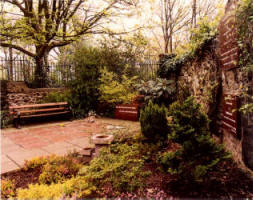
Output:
left=0, top=0, right=137, bottom=87
left=158, top=0, right=190, bottom=53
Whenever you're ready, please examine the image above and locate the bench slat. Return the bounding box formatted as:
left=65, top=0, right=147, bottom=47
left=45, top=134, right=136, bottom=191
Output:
left=9, top=102, right=68, bottom=109
left=13, top=111, right=70, bottom=119
left=10, top=107, right=67, bottom=115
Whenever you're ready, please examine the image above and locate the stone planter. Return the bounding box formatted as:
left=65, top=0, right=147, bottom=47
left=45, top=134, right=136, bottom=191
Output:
left=91, top=134, right=114, bottom=157
left=79, top=147, right=95, bottom=157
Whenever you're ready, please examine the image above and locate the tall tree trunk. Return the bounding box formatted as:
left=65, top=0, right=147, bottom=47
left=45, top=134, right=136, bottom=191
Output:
left=192, top=0, right=197, bottom=27
left=164, top=39, right=169, bottom=54
left=34, top=56, right=46, bottom=88
left=169, top=36, right=173, bottom=53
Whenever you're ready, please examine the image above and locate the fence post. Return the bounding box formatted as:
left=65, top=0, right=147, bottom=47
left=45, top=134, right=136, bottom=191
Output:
left=9, top=48, right=13, bottom=81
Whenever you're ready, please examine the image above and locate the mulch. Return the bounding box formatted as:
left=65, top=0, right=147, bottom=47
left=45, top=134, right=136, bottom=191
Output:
left=1, top=167, right=41, bottom=189
left=1, top=154, right=253, bottom=199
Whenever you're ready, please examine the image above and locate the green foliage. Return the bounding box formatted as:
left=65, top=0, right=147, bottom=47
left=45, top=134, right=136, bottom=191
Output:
left=158, top=17, right=218, bottom=78
left=24, top=154, right=82, bottom=184
left=1, top=179, right=16, bottom=199
left=237, top=0, right=253, bottom=114
left=17, top=176, right=96, bottom=200
left=99, top=67, right=138, bottom=104
left=40, top=91, right=69, bottom=103
left=39, top=155, right=82, bottom=184
left=158, top=97, right=231, bottom=183
left=0, top=110, right=12, bottom=129
left=97, top=35, right=143, bottom=77
left=67, top=45, right=101, bottom=118
left=82, top=143, right=151, bottom=193
left=136, top=78, right=175, bottom=105
left=24, top=156, right=48, bottom=170
left=140, top=101, right=169, bottom=141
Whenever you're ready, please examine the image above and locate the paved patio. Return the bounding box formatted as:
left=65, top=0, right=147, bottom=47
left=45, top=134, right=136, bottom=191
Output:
left=1, top=118, right=141, bottom=174
left=1, top=118, right=103, bottom=174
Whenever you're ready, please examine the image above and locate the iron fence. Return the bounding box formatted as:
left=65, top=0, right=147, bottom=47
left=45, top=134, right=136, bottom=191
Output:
left=135, top=59, right=160, bottom=81
left=0, top=57, right=160, bottom=86
left=0, top=58, right=74, bottom=87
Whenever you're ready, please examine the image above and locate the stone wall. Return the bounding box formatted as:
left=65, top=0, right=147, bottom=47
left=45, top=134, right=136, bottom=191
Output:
left=178, top=39, right=221, bottom=134
left=1, top=81, right=65, bottom=107
left=175, top=0, right=253, bottom=170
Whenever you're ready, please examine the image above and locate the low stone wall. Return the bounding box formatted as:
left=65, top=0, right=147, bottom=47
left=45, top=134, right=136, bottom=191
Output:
left=2, top=81, right=65, bottom=107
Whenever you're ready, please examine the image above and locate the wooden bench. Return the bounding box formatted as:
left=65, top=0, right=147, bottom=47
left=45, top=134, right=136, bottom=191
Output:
left=9, top=102, right=71, bottom=128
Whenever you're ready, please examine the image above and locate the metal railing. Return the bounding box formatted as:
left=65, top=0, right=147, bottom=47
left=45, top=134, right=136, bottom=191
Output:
left=0, top=57, right=160, bottom=86
left=0, top=58, right=74, bottom=87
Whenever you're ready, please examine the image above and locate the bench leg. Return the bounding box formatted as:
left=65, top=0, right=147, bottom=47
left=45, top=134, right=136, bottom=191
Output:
left=14, top=115, right=21, bottom=129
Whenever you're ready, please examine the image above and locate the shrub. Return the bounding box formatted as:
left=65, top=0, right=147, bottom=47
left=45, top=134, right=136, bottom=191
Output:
left=0, top=109, right=12, bottom=129
left=136, top=78, right=175, bottom=105
left=82, top=143, right=151, bottom=193
left=1, top=179, right=16, bottom=199
left=24, top=154, right=82, bottom=184
left=40, top=91, right=69, bottom=103
left=158, top=97, right=231, bottom=183
left=17, top=176, right=96, bottom=199
left=24, top=156, right=48, bottom=171
left=99, top=67, right=138, bottom=104
left=38, top=155, right=82, bottom=184
left=67, top=45, right=101, bottom=118
left=140, top=101, right=169, bottom=142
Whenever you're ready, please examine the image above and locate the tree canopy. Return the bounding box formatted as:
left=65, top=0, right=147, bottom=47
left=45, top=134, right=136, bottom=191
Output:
left=0, top=0, right=137, bottom=87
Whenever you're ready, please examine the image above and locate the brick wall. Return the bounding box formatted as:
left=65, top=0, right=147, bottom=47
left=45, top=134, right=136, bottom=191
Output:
left=219, top=0, right=253, bottom=170
left=219, top=0, right=239, bottom=72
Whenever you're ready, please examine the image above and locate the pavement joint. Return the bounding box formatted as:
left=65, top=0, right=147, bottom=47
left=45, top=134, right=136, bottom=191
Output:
left=6, top=154, right=22, bottom=168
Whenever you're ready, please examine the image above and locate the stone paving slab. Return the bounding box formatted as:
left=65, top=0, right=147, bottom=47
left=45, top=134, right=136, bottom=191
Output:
left=1, top=119, right=97, bottom=174
left=1, top=118, right=140, bottom=174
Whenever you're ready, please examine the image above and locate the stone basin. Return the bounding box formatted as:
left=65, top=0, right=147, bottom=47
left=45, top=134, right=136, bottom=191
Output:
left=91, top=134, right=114, bottom=145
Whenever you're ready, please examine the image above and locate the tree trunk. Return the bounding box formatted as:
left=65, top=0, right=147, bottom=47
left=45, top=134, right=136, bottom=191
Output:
left=164, top=40, right=169, bottom=54
left=9, top=47, right=13, bottom=81
left=192, top=0, right=197, bottom=28
left=169, top=32, right=173, bottom=53
left=34, top=56, right=46, bottom=88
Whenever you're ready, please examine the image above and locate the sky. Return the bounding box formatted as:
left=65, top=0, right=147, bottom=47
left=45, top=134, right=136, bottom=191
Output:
left=0, top=0, right=227, bottom=59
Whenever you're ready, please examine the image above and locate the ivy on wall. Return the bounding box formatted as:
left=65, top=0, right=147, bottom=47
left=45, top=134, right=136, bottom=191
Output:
left=237, top=0, right=253, bottom=114
left=158, top=17, right=218, bottom=78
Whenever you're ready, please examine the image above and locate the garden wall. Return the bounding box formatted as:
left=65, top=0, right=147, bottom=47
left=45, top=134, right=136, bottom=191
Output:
left=172, top=0, right=253, bottom=170
left=0, top=81, right=65, bottom=107
left=177, top=39, right=221, bottom=135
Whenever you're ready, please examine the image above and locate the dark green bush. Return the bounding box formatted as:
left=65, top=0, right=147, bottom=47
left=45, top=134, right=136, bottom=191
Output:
left=0, top=109, right=11, bottom=129
left=67, top=45, right=101, bottom=118
left=140, top=101, right=169, bottom=142
left=158, top=97, right=231, bottom=183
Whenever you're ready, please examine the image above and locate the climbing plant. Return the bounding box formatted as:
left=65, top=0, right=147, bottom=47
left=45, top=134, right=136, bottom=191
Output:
left=237, top=0, right=253, bottom=114
left=158, top=17, right=219, bottom=78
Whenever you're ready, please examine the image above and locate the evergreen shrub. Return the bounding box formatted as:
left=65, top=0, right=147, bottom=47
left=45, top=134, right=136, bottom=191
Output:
left=158, top=97, right=231, bottom=183
left=140, top=101, right=169, bottom=141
